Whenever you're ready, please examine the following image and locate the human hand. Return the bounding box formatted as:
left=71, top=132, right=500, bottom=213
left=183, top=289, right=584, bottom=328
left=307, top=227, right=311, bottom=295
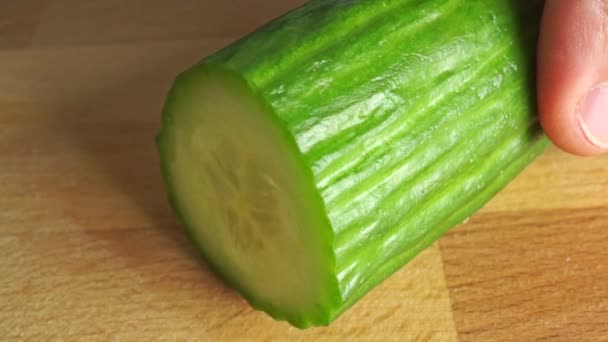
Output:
left=538, top=0, right=607, bottom=155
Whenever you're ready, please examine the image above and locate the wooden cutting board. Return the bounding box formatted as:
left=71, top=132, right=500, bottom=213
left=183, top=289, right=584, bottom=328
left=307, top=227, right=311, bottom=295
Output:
left=2, top=1, right=607, bottom=340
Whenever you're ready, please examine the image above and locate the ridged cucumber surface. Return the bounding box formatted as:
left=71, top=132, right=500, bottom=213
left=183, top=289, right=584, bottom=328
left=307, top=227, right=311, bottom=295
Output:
left=157, top=0, right=549, bottom=328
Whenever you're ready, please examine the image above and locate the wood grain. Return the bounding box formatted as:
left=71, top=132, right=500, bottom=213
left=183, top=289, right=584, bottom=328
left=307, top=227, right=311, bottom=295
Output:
left=441, top=149, right=608, bottom=341
left=1, top=1, right=607, bottom=341
left=0, top=2, right=49, bottom=49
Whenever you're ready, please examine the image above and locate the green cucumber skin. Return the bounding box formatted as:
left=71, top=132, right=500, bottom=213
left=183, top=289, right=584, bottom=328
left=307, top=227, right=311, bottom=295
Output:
left=162, top=0, right=548, bottom=327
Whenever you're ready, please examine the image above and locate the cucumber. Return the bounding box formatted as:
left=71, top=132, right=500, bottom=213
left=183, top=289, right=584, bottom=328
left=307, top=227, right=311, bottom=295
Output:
left=157, top=0, right=548, bottom=328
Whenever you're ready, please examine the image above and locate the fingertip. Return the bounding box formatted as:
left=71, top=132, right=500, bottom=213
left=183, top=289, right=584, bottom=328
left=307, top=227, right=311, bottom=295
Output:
left=539, top=106, right=603, bottom=157
left=537, top=0, right=608, bottom=156
left=578, top=83, right=608, bottom=150
left=539, top=86, right=606, bottom=157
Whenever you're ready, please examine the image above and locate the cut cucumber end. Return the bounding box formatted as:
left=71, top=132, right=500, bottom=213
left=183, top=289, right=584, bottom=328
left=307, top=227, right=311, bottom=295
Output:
left=157, top=65, right=341, bottom=328
left=156, top=0, right=545, bottom=329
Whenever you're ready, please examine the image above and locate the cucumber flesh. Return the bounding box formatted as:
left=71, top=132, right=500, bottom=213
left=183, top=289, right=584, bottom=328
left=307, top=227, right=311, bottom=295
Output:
left=159, top=68, right=340, bottom=326
left=157, top=0, right=548, bottom=328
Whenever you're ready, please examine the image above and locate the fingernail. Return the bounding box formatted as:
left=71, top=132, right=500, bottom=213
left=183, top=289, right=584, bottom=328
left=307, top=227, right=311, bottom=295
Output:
left=578, top=83, right=608, bottom=149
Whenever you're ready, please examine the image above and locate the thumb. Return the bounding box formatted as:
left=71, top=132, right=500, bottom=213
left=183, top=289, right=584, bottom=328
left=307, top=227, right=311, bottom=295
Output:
left=537, top=0, right=608, bottom=156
